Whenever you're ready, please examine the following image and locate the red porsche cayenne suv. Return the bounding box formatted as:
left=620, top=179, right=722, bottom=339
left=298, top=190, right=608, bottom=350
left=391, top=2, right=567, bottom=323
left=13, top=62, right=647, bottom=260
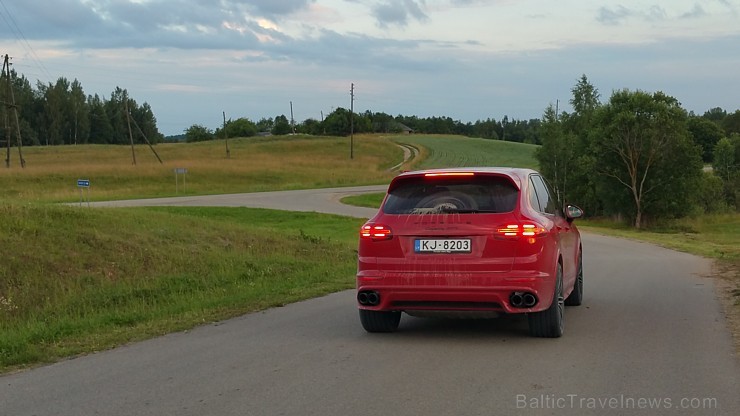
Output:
left=356, top=168, right=584, bottom=337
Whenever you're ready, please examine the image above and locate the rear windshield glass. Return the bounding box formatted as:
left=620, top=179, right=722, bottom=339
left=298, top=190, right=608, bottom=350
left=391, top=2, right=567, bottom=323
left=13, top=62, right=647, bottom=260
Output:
left=383, top=175, right=518, bottom=214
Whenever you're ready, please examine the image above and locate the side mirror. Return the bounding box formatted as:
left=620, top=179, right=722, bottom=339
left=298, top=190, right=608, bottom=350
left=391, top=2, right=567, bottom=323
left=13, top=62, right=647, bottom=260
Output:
left=565, top=205, right=583, bottom=222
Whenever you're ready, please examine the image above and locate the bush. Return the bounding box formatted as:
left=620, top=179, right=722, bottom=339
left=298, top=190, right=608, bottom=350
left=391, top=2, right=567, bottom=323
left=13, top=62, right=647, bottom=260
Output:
left=697, top=172, right=729, bottom=213
left=184, top=124, right=214, bottom=142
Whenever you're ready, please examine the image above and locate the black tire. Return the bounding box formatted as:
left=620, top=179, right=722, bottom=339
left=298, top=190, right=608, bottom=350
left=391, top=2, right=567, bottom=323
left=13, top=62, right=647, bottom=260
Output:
left=359, top=309, right=401, bottom=333
left=565, top=250, right=583, bottom=306
left=528, top=264, right=564, bottom=338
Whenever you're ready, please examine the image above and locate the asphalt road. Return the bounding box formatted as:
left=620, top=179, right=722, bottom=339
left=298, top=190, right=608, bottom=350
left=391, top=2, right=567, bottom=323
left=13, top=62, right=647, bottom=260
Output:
left=4, top=188, right=740, bottom=415
left=83, top=185, right=388, bottom=218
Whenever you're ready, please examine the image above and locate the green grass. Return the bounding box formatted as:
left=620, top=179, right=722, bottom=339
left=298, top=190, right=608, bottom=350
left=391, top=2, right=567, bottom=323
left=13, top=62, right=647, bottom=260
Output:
left=0, top=134, right=401, bottom=203
left=0, top=204, right=363, bottom=372
left=579, top=214, right=740, bottom=261
left=385, top=134, right=539, bottom=170
left=340, top=193, right=385, bottom=209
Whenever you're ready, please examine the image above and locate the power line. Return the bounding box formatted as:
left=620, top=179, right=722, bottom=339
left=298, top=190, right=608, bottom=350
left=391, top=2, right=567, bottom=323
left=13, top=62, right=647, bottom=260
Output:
left=0, top=0, right=53, bottom=81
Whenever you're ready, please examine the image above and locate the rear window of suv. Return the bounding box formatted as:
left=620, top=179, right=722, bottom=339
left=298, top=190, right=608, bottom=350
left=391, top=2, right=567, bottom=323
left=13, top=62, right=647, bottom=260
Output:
left=383, top=175, right=518, bottom=214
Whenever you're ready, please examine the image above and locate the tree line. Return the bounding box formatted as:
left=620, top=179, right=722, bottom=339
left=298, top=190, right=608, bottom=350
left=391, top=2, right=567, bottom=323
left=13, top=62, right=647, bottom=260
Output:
left=184, top=109, right=543, bottom=144
left=536, top=75, right=740, bottom=228
left=0, top=71, right=163, bottom=147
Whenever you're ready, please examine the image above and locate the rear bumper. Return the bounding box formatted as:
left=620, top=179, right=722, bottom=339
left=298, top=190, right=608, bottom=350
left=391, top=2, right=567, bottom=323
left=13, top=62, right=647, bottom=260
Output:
left=356, top=270, right=555, bottom=314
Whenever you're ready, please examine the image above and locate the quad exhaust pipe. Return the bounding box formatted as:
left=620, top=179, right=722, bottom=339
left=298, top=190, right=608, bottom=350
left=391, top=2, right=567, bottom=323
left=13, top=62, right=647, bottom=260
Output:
left=358, top=290, right=380, bottom=306
left=510, top=291, right=537, bottom=308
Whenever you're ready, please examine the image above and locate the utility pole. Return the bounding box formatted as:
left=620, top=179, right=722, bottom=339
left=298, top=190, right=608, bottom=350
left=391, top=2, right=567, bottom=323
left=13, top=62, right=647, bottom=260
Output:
left=124, top=91, right=137, bottom=165
left=555, top=99, right=559, bottom=121
left=2, top=54, right=25, bottom=168
left=350, top=83, right=354, bottom=159
left=289, top=101, right=296, bottom=134
left=128, top=114, right=163, bottom=164
left=223, top=111, right=230, bottom=158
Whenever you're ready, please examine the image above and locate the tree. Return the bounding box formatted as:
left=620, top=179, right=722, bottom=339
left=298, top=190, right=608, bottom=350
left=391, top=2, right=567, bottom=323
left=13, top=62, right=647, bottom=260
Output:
left=696, top=172, right=727, bottom=213
left=184, top=124, right=214, bottom=142
left=105, top=87, right=129, bottom=144
left=272, top=115, right=292, bottom=135
left=131, top=102, right=163, bottom=143
left=535, top=105, right=576, bottom=202
left=703, top=107, right=727, bottom=123
left=255, top=117, right=273, bottom=133
left=721, top=110, right=740, bottom=136
left=593, top=90, right=702, bottom=228
left=69, top=79, right=90, bottom=144
left=323, top=108, right=351, bottom=136
left=687, top=116, right=724, bottom=162
left=712, top=137, right=736, bottom=182
left=39, top=78, right=72, bottom=145
left=88, top=94, right=113, bottom=143
left=218, top=117, right=257, bottom=138
left=536, top=75, right=602, bottom=214
left=472, top=118, right=499, bottom=140
left=712, top=135, right=740, bottom=210
left=297, top=118, right=321, bottom=135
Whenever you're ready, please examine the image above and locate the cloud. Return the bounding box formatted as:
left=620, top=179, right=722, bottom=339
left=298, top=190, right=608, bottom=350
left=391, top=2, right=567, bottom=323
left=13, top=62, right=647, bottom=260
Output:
left=240, top=0, right=317, bottom=17
left=371, top=0, right=429, bottom=28
left=596, top=5, right=635, bottom=25
left=259, top=28, right=458, bottom=72
left=646, top=5, right=667, bottom=21
left=680, top=4, right=707, bottom=19
left=0, top=0, right=315, bottom=48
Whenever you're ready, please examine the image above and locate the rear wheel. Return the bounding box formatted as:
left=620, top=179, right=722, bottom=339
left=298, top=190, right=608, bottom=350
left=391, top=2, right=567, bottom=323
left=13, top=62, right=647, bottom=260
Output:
left=528, top=264, right=564, bottom=338
left=359, top=309, right=401, bottom=333
left=565, top=250, right=583, bottom=306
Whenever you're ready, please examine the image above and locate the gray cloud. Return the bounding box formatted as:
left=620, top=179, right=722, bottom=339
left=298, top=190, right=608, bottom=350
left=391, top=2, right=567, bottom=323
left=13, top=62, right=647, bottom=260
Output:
left=260, top=28, right=459, bottom=72
left=0, top=0, right=473, bottom=72
left=0, top=0, right=319, bottom=51
left=234, top=0, right=317, bottom=18
left=646, top=5, right=667, bottom=21
left=596, top=5, right=635, bottom=25
left=680, top=4, right=707, bottom=19
left=371, top=0, right=429, bottom=28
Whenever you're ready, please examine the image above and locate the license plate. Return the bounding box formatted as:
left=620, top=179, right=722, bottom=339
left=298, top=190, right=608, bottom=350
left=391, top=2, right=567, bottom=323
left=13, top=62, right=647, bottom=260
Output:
left=415, top=239, right=471, bottom=253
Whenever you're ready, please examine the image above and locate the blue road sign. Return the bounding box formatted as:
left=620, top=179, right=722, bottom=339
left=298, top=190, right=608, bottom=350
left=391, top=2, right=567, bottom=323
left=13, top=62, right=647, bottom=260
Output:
left=77, top=179, right=90, bottom=188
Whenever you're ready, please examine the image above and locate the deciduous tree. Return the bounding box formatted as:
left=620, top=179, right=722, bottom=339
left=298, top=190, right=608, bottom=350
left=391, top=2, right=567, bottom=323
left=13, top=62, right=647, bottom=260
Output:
left=592, top=90, right=702, bottom=228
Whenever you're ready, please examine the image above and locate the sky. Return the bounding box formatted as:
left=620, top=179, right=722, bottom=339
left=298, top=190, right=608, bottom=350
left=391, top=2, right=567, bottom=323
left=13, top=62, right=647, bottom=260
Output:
left=1, top=0, right=739, bottom=136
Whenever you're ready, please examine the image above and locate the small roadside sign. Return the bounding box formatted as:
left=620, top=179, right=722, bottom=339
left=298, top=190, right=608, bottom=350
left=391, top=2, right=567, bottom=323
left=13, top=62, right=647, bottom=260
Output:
left=77, top=179, right=91, bottom=207
left=174, top=168, right=188, bottom=194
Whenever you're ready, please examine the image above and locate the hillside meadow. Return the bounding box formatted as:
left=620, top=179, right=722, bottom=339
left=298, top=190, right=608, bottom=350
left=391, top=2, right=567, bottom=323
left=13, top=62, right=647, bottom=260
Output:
left=0, top=135, right=402, bottom=203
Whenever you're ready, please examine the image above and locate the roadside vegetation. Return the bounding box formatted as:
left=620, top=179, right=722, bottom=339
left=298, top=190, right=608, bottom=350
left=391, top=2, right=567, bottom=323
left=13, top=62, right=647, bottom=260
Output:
left=1, top=126, right=739, bottom=371
left=0, top=204, right=363, bottom=372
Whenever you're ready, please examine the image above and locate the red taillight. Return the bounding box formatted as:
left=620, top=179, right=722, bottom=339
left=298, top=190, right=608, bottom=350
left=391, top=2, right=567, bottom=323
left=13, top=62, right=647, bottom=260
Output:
left=361, top=224, right=393, bottom=240
left=496, top=223, right=547, bottom=241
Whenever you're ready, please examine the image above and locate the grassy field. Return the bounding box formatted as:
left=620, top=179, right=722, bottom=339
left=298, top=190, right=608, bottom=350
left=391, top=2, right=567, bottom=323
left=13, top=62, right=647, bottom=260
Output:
left=0, top=204, right=363, bottom=371
left=0, top=134, right=401, bottom=203
left=2, top=133, right=738, bottom=370
left=385, top=134, right=539, bottom=170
